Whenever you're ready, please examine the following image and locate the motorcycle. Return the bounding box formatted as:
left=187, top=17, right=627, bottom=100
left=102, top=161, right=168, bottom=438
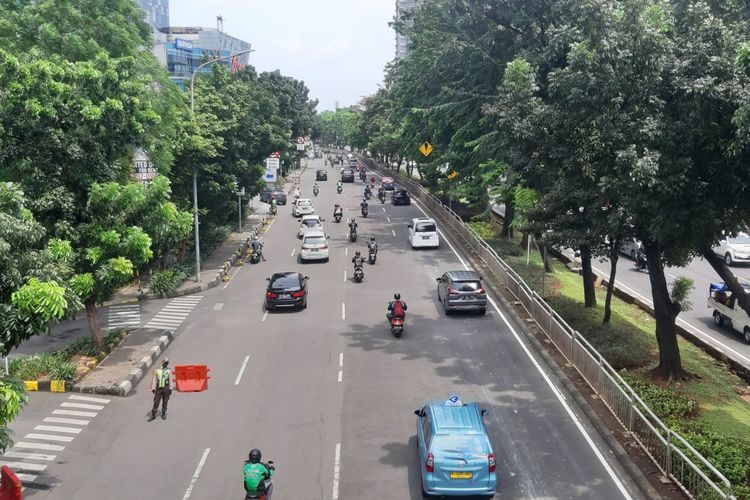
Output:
left=337, top=185, right=342, bottom=194
left=390, top=316, right=404, bottom=338
left=349, top=228, right=358, bottom=242
left=634, top=252, right=648, bottom=273
left=378, top=192, right=386, bottom=204
left=360, top=171, right=366, bottom=182
left=361, top=206, right=368, bottom=218
left=244, top=461, right=275, bottom=499
left=313, top=187, right=319, bottom=197
left=354, top=266, right=364, bottom=283
left=250, top=244, right=263, bottom=264
left=368, top=249, right=377, bottom=264
left=270, top=206, right=278, bottom=216
left=364, top=190, right=371, bottom=200
left=334, top=212, right=342, bottom=223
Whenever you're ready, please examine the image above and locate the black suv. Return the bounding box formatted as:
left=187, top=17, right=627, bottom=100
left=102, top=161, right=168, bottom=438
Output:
left=392, top=189, right=411, bottom=205
left=265, top=272, right=309, bottom=311
left=436, top=270, right=487, bottom=315
left=316, top=170, right=328, bottom=181
left=341, top=169, right=355, bottom=182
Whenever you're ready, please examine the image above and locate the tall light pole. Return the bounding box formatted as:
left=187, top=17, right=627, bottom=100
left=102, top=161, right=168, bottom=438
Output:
left=189, top=48, right=254, bottom=282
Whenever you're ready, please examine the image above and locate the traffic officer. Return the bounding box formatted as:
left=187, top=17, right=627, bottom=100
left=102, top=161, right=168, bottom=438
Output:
left=148, top=358, right=172, bottom=421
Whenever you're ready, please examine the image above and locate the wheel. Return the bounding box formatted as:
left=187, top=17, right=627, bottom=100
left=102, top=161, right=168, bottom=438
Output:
left=744, top=328, right=750, bottom=344
left=478, top=308, right=487, bottom=316
left=726, top=253, right=734, bottom=265
left=444, top=300, right=451, bottom=316
left=714, top=311, right=724, bottom=327
left=630, top=250, right=636, bottom=260
left=302, top=296, right=307, bottom=309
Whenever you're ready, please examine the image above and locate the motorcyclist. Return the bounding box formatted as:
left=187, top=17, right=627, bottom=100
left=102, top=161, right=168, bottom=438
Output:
left=361, top=199, right=369, bottom=216
left=336, top=180, right=343, bottom=192
left=293, top=187, right=300, bottom=199
left=364, top=185, right=371, bottom=198
left=367, top=236, right=378, bottom=256
left=352, top=250, right=365, bottom=269
left=244, top=448, right=274, bottom=499
left=377, top=186, right=386, bottom=201
left=370, top=176, right=376, bottom=187
left=635, top=248, right=647, bottom=270
left=333, top=203, right=343, bottom=218
left=270, top=198, right=278, bottom=214
left=387, top=293, right=407, bottom=321
left=348, top=218, right=358, bottom=234
left=250, top=236, right=266, bottom=262
left=313, top=182, right=320, bottom=195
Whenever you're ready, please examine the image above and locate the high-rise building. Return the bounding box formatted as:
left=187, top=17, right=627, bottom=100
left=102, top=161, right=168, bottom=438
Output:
left=161, top=26, right=252, bottom=88
left=137, top=0, right=170, bottom=66
left=395, top=0, right=419, bottom=59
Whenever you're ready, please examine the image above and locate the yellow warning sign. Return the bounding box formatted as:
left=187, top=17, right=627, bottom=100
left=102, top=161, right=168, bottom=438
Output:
left=419, top=142, right=433, bottom=157
left=447, top=170, right=458, bottom=180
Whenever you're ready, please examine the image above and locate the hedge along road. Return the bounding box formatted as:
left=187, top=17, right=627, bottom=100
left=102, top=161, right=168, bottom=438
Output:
left=16, top=157, right=642, bottom=499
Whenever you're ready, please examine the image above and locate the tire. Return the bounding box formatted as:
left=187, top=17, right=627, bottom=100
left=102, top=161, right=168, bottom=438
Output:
left=478, top=308, right=487, bottom=316
left=726, top=253, right=734, bottom=266
left=630, top=250, right=636, bottom=260
left=744, top=328, right=750, bottom=344
left=714, top=311, right=725, bottom=327
left=302, top=296, right=308, bottom=309
left=444, top=300, right=451, bottom=316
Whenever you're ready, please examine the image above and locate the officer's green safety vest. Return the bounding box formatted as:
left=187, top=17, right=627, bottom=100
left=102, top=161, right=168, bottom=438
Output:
left=155, top=369, right=170, bottom=389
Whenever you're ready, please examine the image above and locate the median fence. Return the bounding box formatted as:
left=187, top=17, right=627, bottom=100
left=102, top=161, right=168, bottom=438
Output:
left=359, top=155, right=734, bottom=500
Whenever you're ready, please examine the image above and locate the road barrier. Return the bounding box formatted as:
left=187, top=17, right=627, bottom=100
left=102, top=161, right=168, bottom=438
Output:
left=174, top=365, right=210, bottom=392
left=361, top=156, right=735, bottom=500
left=0, top=466, right=22, bottom=500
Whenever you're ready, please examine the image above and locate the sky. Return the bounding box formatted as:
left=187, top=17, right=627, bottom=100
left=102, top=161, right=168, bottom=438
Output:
left=170, top=0, right=396, bottom=111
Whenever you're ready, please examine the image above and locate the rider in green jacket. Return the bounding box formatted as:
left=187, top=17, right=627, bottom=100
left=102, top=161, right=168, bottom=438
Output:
left=244, top=449, right=274, bottom=497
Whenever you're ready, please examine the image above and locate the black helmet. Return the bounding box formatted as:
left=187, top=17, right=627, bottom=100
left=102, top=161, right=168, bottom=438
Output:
left=248, top=449, right=262, bottom=463
left=355, top=250, right=361, bottom=256
left=370, top=236, right=375, bottom=242
left=394, top=293, right=401, bottom=300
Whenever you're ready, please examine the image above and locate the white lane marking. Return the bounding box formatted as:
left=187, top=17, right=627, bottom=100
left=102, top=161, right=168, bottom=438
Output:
left=0, top=462, right=46, bottom=472
left=332, top=442, right=341, bottom=500
left=182, top=448, right=211, bottom=500
left=291, top=248, right=296, bottom=257
left=44, top=417, right=89, bottom=426
left=667, top=273, right=679, bottom=280
left=234, top=355, right=250, bottom=386
left=392, top=229, right=396, bottom=236
left=52, top=409, right=97, bottom=418
left=68, top=395, right=110, bottom=404
left=24, top=433, right=74, bottom=443
left=339, top=352, right=344, bottom=368
left=345, top=247, right=348, bottom=257
left=2, top=452, right=56, bottom=461
left=387, top=217, right=391, bottom=223
left=338, top=370, right=343, bottom=383
left=34, top=425, right=82, bottom=434
left=14, top=442, right=65, bottom=452
left=61, top=402, right=104, bottom=411
left=341, top=303, right=346, bottom=320
left=343, top=270, right=347, bottom=282
left=213, top=303, right=224, bottom=311
left=262, top=311, right=268, bottom=322
left=413, top=199, right=633, bottom=499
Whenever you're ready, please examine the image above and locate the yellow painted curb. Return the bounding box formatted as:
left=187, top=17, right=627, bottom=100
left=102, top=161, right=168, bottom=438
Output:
left=50, top=380, right=66, bottom=393
left=23, top=381, right=38, bottom=391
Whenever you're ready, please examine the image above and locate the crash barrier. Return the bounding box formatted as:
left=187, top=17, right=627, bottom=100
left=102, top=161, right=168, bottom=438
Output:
left=0, top=466, right=22, bottom=500
left=174, top=365, right=210, bottom=392
left=222, top=262, right=231, bottom=282
left=362, top=156, right=735, bottom=499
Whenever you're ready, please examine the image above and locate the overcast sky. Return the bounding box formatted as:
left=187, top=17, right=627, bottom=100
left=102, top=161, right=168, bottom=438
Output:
left=170, top=0, right=395, bottom=110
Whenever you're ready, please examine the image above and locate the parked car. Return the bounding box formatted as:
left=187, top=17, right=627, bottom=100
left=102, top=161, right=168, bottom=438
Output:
left=316, top=170, right=328, bottom=181
left=408, top=218, right=439, bottom=249
left=392, top=189, right=411, bottom=206
left=436, top=270, right=488, bottom=315
left=265, top=272, right=309, bottom=310
left=415, top=395, right=497, bottom=498
left=298, top=214, right=324, bottom=238
left=293, top=198, right=315, bottom=217
left=271, top=189, right=288, bottom=205
left=619, top=238, right=642, bottom=259
left=713, top=232, right=750, bottom=265
left=381, top=177, right=395, bottom=190
left=299, top=230, right=329, bottom=262
left=341, top=169, right=355, bottom=183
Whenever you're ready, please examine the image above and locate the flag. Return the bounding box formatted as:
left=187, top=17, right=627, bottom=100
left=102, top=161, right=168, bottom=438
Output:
left=230, top=55, right=240, bottom=73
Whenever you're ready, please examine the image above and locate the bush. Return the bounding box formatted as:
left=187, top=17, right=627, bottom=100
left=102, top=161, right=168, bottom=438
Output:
left=49, top=362, right=77, bottom=381
left=622, top=375, right=698, bottom=422
left=8, top=353, right=60, bottom=380
left=151, top=267, right=189, bottom=296
left=468, top=221, right=498, bottom=240
left=487, top=238, right=523, bottom=257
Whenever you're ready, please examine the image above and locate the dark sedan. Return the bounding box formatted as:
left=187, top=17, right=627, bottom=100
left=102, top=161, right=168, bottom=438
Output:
left=341, top=169, right=355, bottom=182
left=265, top=272, right=309, bottom=310
left=392, top=189, right=411, bottom=205
left=261, top=187, right=287, bottom=205
left=316, top=170, right=328, bottom=181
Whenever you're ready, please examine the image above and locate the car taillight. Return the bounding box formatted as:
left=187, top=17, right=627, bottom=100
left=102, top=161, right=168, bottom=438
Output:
left=425, top=452, right=434, bottom=473
left=477, top=288, right=486, bottom=294
left=266, top=291, right=278, bottom=299
left=291, top=290, right=305, bottom=298
left=320, top=245, right=328, bottom=249
left=448, top=288, right=458, bottom=294
left=488, top=453, right=496, bottom=473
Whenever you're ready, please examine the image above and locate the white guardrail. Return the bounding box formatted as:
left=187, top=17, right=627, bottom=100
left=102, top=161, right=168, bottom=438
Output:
left=353, top=154, right=735, bottom=500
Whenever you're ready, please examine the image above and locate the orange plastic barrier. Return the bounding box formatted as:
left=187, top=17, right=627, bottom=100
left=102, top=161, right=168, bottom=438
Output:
left=174, top=365, right=210, bottom=392
left=0, top=466, right=22, bottom=500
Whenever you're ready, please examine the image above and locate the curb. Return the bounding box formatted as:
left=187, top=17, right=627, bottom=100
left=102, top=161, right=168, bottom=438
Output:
left=23, top=380, right=69, bottom=393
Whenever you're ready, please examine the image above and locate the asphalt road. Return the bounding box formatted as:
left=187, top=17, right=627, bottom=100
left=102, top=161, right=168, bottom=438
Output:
left=8, top=158, right=644, bottom=499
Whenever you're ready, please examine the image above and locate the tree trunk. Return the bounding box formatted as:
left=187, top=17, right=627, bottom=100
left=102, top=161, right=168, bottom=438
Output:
left=644, top=241, right=686, bottom=380
left=501, top=197, right=514, bottom=239
left=701, top=247, right=750, bottom=314
left=603, top=243, right=620, bottom=324
left=85, top=300, right=104, bottom=349
left=580, top=245, right=597, bottom=308
left=537, top=242, right=554, bottom=273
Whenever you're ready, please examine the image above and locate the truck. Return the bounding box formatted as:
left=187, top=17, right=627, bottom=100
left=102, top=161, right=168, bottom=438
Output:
left=707, top=282, right=750, bottom=344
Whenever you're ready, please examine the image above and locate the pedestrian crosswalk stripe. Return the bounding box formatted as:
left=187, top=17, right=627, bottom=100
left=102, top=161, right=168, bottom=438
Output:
left=14, top=442, right=65, bottom=452
left=0, top=461, right=48, bottom=472
left=153, top=313, right=189, bottom=319
left=44, top=417, right=89, bottom=426
left=14, top=473, right=37, bottom=482
left=52, top=409, right=97, bottom=418
left=34, top=425, right=82, bottom=434
left=2, top=451, right=56, bottom=461
left=60, top=402, right=104, bottom=410
left=68, top=394, right=110, bottom=404
left=24, top=433, right=74, bottom=443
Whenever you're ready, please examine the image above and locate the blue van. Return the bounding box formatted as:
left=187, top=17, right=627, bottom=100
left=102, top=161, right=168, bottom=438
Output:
left=414, top=395, right=497, bottom=497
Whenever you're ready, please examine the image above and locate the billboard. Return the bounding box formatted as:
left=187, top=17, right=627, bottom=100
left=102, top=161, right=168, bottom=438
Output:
left=175, top=38, right=193, bottom=51
left=133, top=149, right=157, bottom=186
left=265, top=157, right=280, bottom=183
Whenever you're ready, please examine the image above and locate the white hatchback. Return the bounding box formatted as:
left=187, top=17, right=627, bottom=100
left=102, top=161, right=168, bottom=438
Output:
left=713, top=232, right=750, bottom=265
left=293, top=198, right=315, bottom=217
left=300, top=230, right=329, bottom=262
left=298, top=215, right=324, bottom=238
left=408, top=218, right=440, bottom=249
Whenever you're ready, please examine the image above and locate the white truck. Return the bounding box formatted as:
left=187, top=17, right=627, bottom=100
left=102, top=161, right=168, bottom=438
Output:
left=707, top=282, right=750, bottom=344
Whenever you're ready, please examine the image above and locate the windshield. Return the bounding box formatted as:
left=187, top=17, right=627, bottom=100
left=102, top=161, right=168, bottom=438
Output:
left=415, top=223, right=436, bottom=232
left=432, top=435, right=488, bottom=457
left=298, top=200, right=312, bottom=206
left=454, top=281, right=482, bottom=292
left=304, top=236, right=326, bottom=245
left=271, top=274, right=300, bottom=289
left=729, top=234, right=750, bottom=245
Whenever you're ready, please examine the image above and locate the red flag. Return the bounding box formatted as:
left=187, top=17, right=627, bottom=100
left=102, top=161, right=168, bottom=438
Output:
left=230, top=55, right=240, bottom=73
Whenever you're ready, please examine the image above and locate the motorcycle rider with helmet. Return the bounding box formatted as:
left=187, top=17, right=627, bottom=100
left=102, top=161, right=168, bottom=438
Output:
left=367, top=236, right=378, bottom=256
left=348, top=217, right=358, bottom=234
left=352, top=250, right=365, bottom=269
left=377, top=186, right=386, bottom=202
left=360, top=199, right=369, bottom=216
left=244, top=448, right=274, bottom=498
left=333, top=203, right=343, bottom=219
left=387, top=293, right=407, bottom=321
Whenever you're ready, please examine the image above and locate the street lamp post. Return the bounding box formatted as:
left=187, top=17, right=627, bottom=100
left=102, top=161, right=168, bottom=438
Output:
left=189, top=48, right=254, bottom=282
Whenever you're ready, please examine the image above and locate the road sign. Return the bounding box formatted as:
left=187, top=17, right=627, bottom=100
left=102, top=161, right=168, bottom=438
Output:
left=419, top=142, right=433, bottom=157
left=447, top=170, right=458, bottom=180
left=265, top=157, right=280, bottom=182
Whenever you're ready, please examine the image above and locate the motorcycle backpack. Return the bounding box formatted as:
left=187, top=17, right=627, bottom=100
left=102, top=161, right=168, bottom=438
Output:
left=392, top=300, right=405, bottom=318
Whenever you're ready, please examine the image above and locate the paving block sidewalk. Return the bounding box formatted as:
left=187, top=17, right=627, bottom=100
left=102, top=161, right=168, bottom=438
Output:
left=73, top=328, right=172, bottom=396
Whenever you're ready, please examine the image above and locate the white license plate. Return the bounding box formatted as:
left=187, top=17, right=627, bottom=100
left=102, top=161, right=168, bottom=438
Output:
left=462, top=296, right=474, bottom=300
left=280, top=294, right=290, bottom=299
left=422, top=236, right=431, bottom=240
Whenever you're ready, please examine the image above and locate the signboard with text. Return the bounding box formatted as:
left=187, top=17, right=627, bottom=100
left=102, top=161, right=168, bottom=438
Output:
left=265, top=157, right=280, bottom=182
left=133, top=149, right=157, bottom=186
left=175, top=38, right=193, bottom=51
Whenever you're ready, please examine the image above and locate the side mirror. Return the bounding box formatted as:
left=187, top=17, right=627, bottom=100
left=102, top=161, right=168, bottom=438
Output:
left=436, top=277, right=441, bottom=282
left=481, top=409, right=489, bottom=417
left=304, top=276, right=310, bottom=280
left=265, top=278, right=270, bottom=282
left=414, top=409, right=422, bottom=417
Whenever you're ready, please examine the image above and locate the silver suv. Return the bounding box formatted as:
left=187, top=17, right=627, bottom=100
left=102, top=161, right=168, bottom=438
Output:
left=436, top=270, right=487, bottom=315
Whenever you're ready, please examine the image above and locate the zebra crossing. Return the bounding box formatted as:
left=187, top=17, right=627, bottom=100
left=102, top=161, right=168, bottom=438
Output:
left=0, top=394, right=111, bottom=489
left=107, top=303, right=141, bottom=331
left=144, top=295, right=203, bottom=331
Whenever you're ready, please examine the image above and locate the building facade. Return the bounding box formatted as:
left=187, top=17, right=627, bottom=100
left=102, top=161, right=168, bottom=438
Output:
left=137, top=0, right=170, bottom=66
left=395, top=0, right=419, bottom=59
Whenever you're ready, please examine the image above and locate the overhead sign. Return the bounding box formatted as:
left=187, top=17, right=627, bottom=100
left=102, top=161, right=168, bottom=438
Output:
left=175, top=38, right=193, bottom=51
left=447, top=170, right=458, bottom=180
left=419, top=142, right=433, bottom=157
left=265, top=157, right=280, bottom=183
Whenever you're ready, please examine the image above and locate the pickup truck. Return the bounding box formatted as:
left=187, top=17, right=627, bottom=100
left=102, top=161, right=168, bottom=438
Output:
left=707, top=282, right=750, bottom=344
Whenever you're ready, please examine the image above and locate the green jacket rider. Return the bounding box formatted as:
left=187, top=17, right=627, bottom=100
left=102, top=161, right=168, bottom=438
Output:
left=244, top=448, right=274, bottom=494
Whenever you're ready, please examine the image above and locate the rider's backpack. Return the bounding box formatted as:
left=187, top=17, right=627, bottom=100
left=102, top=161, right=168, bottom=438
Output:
left=392, top=300, right=405, bottom=318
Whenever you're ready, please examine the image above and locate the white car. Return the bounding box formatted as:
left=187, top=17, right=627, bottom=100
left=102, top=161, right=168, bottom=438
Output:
left=408, top=217, right=440, bottom=249
left=298, top=215, right=324, bottom=238
left=713, top=232, right=750, bottom=265
left=300, top=230, right=329, bottom=262
left=293, top=198, right=315, bottom=217
left=619, top=238, right=642, bottom=259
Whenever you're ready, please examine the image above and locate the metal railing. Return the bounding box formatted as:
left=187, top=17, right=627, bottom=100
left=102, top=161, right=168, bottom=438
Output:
left=361, top=156, right=734, bottom=500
